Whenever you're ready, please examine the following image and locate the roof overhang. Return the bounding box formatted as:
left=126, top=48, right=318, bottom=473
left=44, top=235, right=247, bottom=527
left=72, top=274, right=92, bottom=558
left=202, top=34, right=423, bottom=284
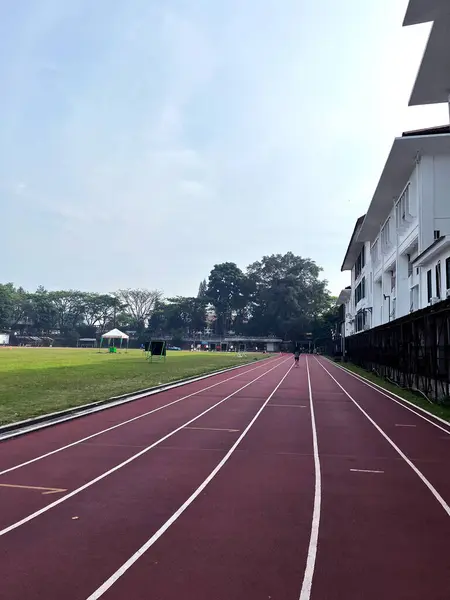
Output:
left=409, top=19, right=450, bottom=106
left=403, top=0, right=450, bottom=26
left=358, top=132, right=450, bottom=241
left=336, top=288, right=351, bottom=306
left=413, top=235, right=450, bottom=266
left=341, top=215, right=365, bottom=271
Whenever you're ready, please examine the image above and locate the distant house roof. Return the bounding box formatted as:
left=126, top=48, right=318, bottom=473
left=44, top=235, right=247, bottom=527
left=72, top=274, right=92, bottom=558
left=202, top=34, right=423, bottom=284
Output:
left=341, top=215, right=365, bottom=272
left=336, top=288, right=352, bottom=306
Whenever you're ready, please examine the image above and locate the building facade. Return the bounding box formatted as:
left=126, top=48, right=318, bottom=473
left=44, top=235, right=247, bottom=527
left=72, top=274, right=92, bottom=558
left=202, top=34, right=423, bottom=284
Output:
left=337, top=3, right=450, bottom=336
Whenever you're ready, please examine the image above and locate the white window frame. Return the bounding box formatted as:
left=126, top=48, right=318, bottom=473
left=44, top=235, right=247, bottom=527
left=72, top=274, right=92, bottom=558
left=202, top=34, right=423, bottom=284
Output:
left=381, top=217, right=391, bottom=252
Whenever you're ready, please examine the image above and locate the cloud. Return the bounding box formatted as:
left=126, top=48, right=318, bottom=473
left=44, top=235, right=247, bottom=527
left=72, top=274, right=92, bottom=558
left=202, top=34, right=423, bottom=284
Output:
left=0, top=0, right=447, bottom=296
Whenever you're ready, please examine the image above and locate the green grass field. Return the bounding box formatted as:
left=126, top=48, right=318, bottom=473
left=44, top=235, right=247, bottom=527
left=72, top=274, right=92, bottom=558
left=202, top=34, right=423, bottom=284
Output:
left=0, top=348, right=264, bottom=426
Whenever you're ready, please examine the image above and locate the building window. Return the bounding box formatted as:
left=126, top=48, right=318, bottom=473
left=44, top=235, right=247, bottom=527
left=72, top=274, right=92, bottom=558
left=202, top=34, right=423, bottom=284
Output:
left=427, top=269, right=432, bottom=303
left=410, top=286, right=419, bottom=312
left=371, top=240, right=379, bottom=267
left=390, top=270, right=396, bottom=292
left=354, top=276, right=366, bottom=306
left=446, top=257, right=450, bottom=291
left=355, top=310, right=366, bottom=332
left=395, top=184, right=410, bottom=227
left=381, top=218, right=391, bottom=252
left=436, top=262, right=441, bottom=298
left=407, top=254, right=413, bottom=278
left=355, top=246, right=365, bottom=280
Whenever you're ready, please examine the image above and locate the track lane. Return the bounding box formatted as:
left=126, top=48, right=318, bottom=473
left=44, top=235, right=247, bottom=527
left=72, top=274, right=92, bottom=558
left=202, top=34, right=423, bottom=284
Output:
left=0, top=360, right=297, bottom=600
left=316, top=357, right=450, bottom=505
left=0, top=358, right=285, bottom=526
left=308, top=357, right=450, bottom=600
left=0, top=356, right=281, bottom=473
left=322, top=357, right=450, bottom=432
left=85, top=358, right=314, bottom=600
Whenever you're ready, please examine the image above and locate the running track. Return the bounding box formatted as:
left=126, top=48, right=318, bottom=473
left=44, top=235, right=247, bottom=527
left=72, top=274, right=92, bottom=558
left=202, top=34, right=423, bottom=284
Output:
left=1, top=354, right=449, bottom=599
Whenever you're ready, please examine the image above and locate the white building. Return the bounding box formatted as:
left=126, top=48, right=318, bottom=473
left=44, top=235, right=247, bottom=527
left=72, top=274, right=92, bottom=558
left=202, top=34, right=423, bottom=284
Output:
left=337, top=1, right=450, bottom=335
left=339, top=126, right=450, bottom=334
left=340, top=215, right=372, bottom=335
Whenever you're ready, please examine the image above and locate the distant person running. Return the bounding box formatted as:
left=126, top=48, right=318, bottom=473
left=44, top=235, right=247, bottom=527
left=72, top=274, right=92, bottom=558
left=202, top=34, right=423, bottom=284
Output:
left=294, top=349, right=300, bottom=366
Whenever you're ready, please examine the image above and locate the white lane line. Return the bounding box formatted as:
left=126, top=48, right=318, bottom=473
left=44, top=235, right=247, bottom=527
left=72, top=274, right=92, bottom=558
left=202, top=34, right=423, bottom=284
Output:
left=321, top=357, right=450, bottom=435
left=266, top=404, right=307, bottom=408
left=85, top=363, right=295, bottom=599
left=184, top=427, right=239, bottom=433
left=350, top=469, right=384, bottom=474
left=0, top=357, right=281, bottom=478
left=298, top=356, right=321, bottom=600
left=0, top=358, right=290, bottom=538
left=317, top=360, right=450, bottom=517
left=0, top=483, right=68, bottom=495
left=395, top=424, right=417, bottom=428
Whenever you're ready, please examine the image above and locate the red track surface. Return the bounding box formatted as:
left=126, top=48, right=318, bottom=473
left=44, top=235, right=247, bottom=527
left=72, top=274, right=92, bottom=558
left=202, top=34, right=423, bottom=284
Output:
left=1, top=354, right=449, bottom=599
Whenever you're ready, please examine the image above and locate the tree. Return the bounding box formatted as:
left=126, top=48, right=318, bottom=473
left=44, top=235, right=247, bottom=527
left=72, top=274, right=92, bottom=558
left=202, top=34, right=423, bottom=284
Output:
left=311, top=296, right=340, bottom=346
left=27, top=288, right=57, bottom=334
left=0, top=284, right=31, bottom=331
left=148, top=297, right=207, bottom=338
left=165, top=297, right=207, bottom=335
left=83, top=293, right=118, bottom=331
left=49, top=291, right=86, bottom=334
left=246, top=252, right=330, bottom=340
left=114, top=289, right=162, bottom=331
left=197, top=279, right=208, bottom=299
left=0, top=283, right=15, bottom=330
left=206, top=263, right=250, bottom=336
left=147, top=300, right=167, bottom=336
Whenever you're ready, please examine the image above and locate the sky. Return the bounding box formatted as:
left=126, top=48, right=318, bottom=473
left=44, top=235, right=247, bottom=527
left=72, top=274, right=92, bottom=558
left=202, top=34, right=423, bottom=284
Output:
left=0, top=0, right=448, bottom=298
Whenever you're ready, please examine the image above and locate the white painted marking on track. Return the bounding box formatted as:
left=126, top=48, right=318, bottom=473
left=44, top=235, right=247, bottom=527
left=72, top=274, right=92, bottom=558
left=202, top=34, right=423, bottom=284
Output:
left=350, top=469, right=384, bottom=474
left=395, top=424, right=416, bottom=428
left=321, top=357, right=450, bottom=435
left=85, top=363, right=295, bottom=599
left=316, top=360, right=450, bottom=518
left=0, top=483, right=67, bottom=495
left=0, top=358, right=291, bottom=538
left=184, top=427, right=239, bottom=433
left=298, top=357, right=321, bottom=600
left=0, top=357, right=282, bottom=478
left=266, top=404, right=307, bottom=408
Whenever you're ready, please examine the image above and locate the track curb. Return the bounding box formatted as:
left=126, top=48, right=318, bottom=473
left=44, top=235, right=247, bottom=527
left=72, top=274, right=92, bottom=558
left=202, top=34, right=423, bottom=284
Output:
left=0, top=356, right=274, bottom=442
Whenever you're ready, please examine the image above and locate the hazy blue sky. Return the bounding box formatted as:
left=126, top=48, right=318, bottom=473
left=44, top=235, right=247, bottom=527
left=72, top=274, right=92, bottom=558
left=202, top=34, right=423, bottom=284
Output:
left=0, top=0, right=447, bottom=297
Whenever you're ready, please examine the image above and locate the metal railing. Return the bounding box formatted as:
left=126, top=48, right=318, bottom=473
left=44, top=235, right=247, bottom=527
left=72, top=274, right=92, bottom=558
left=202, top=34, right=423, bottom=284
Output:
left=344, top=298, right=450, bottom=402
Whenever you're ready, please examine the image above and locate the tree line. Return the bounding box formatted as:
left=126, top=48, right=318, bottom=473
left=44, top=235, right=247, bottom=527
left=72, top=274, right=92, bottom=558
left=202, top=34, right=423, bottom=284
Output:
left=0, top=252, right=338, bottom=345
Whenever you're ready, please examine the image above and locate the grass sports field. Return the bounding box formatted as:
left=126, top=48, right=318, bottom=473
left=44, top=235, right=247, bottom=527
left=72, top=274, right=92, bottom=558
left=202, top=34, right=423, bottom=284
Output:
left=0, top=347, right=264, bottom=426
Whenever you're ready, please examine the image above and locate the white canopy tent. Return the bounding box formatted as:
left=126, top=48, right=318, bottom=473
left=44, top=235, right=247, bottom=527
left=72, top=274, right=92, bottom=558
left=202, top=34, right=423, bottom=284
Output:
left=99, top=328, right=130, bottom=352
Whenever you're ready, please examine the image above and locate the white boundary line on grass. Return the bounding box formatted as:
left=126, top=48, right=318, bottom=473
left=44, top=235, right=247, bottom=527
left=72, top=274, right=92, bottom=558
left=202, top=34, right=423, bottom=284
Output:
left=298, top=356, right=322, bottom=600
left=320, top=357, right=450, bottom=435
left=0, top=358, right=291, bottom=538
left=85, top=362, right=295, bottom=599
left=316, top=359, right=450, bottom=518
left=0, top=357, right=282, bottom=477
